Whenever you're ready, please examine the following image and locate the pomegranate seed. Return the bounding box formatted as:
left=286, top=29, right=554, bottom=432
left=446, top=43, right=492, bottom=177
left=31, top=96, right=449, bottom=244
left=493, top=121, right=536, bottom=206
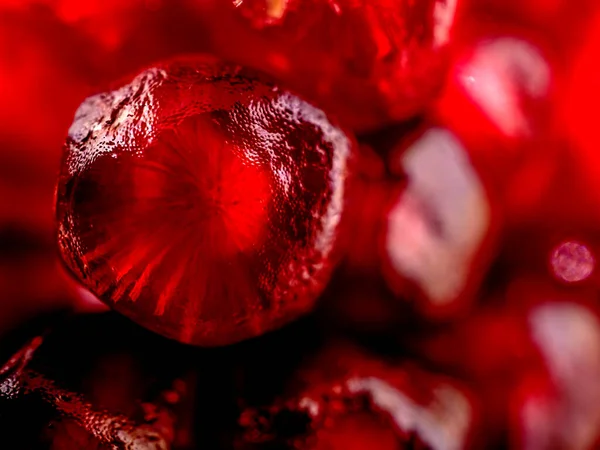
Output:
left=194, top=0, right=459, bottom=131
left=443, top=36, right=552, bottom=142
left=55, top=56, right=354, bottom=346
left=239, top=342, right=476, bottom=450
left=434, top=31, right=559, bottom=219
left=383, top=128, right=494, bottom=316
left=514, top=301, right=600, bottom=450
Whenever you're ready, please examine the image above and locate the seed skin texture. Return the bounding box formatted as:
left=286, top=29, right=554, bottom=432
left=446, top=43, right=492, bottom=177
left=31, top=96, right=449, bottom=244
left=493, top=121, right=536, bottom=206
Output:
left=56, top=55, right=353, bottom=346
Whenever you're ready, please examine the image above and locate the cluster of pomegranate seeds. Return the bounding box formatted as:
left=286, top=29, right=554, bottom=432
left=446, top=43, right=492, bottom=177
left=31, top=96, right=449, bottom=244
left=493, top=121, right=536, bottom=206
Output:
left=2, top=0, right=600, bottom=448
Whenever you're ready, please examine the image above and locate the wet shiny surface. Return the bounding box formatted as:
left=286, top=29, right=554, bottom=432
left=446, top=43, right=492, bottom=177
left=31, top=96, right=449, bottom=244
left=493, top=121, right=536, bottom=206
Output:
left=56, top=56, right=354, bottom=346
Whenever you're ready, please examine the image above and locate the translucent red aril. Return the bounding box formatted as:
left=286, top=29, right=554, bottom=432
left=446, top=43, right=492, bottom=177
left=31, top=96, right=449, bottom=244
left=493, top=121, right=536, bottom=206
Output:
left=0, top=316, right=199, bottom=449
left=194, top=0, right=459, bottom=131
left=55, top=56, right=354, bottom=346
left=434, top=30, right=559, bottom=215
left=437, top=34, right=554, bottom=144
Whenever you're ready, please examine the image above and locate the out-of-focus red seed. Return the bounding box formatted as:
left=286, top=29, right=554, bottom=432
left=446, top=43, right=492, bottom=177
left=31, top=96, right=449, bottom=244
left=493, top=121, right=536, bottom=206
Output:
left=512, top=301, right=600, bottom=450
left=192, top=0, right=459, bottom=131
left=239, top=342, right=476, bottom=450
left=435, top=31, right=559, bottom=216
left=382, top=127, right=496, bottom=318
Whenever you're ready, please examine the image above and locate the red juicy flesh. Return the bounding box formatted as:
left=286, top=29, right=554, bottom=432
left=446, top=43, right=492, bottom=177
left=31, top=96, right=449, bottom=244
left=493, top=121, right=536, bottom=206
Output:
left=55, top=55, right=354, bottom=346
left=193, top=0, right=458, bottom=131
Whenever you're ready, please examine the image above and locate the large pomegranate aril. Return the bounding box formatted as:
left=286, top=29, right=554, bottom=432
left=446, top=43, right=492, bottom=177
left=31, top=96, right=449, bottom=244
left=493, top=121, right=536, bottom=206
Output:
left=55, top=56, right=354, bottom=346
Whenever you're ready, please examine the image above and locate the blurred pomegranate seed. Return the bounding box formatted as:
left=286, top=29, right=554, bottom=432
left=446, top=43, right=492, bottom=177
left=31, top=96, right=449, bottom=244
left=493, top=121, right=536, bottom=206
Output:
left=193, top=0, right=459, bottom=131
left=512, top=301, right=600, bottom=450
left=239, top=342, right=477, bottom=450
left=382, top=127, right=495, bottom=317
left=435, top=30, right=560, bottom=222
